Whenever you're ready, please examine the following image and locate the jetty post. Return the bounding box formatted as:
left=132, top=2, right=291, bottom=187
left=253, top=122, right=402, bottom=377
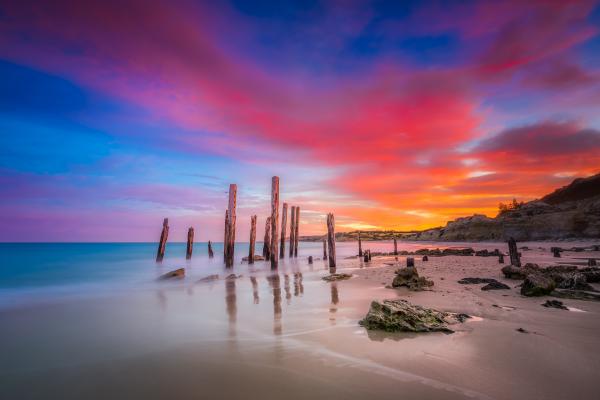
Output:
left=208, top=240, right=214, bottom=258
left=294, top=206, right=300, bottom=257
left=186, top=227, right=194, bottom=259
left=279, top=202, right=288, bottom=259
left=263, top=217, right=271, bottom=260
left=270, top=177, right=280, bottom=269
left=248, top=215, right=257, bottom=264
left=358, top=231, right=363, bottom=257
left=326, top=213, right=336, bottom=271
left=508, top=237, right=521, bottom=267
left=224, top=184, right=237, bottom=268
left=289, top=206, right=296, bottom=257
left=156, top=218, right=169, bottom=262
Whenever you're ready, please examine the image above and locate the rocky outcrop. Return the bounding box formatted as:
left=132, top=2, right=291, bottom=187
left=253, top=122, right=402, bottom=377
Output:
left=521, top=273, right=555, bottom=296
left=392, top=266, right=433, bottom=291
left=158, top=268, right=185, bottom=280
left=359, top=299, right=470, bottom=333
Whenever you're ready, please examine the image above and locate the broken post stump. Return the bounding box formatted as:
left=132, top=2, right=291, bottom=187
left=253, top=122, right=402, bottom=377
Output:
left=553, top=248, right=561, bottom=258
left=289, top=206, right=296, bottom=258
left=270, top=176, right=280, bottom=269
left=368, top=249, right=372, bottom=261
left=363, top=252, right=369, bottom=262
left=422, top=255, right=428, bottom=261
left=358, top=231, right=363, bottom=257
left=294, top=206, right=300, bottom=257
left=326, top=213, right=336, bottom=271
left=249, top=215, right=257, bottom=265
left=156, top=218, right=169, bottom=262
left=308, top=256, right=313, bottom=264
left=393, top=237, right=398, bottom=255
left=208, top=240, right=214, bottom=258
left=499, top=254, right=504, bottom=263
left=186, top=227, right=194, bottom=260
left=323, top=239, right=327, bottom=260
left=263, top=217, right=271, bottom=260
left=279, top=202, right=287, bottom=259
left=508, top=237, right=521, bottom=267
left=407, top=257, right=415, bottom=268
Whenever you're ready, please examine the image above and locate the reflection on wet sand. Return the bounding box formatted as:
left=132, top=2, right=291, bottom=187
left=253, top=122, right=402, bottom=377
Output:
left=284, top=274, right=292, bottom=304
left=225, top=277, right=237, bottom=338
left=267, top=274, right=282, bottom=335
left=250, top=276, right=259, bottom=304
left=329, top=282, right=339, bottom=324
left=293, top=272, right=304, bottom=296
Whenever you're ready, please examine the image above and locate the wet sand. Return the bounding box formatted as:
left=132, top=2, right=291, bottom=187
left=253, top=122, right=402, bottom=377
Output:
left=1, top=242, right=599, bottom=399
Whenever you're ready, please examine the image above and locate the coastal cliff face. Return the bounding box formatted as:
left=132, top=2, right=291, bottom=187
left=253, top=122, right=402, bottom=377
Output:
left=407, top=174, right=600, bottom=241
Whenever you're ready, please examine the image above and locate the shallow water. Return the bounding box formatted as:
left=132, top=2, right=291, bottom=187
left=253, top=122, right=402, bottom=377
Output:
left=1, top=240, right=599, bottom=399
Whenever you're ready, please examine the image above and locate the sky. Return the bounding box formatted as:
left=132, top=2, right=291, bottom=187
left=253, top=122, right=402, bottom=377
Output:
left=1, top=0, right=600, bottom=242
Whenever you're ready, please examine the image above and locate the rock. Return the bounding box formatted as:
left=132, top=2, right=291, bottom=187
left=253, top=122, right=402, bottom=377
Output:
left=359, top=299, right=469, bottom=333
left=542, top=300, right=568, bottom=310
left=442, top=247, right=475, bottom=256
left=242, top=255, right=265, bottom=262
left=225, top=273, right=241, bottom=280
left=422, top=255, right=429, bottom=261
left=458, top=277, right=510, bottom=290
left=516, top=327, right=529, bottom=334
left=482, top=281, right=511, bottom=291
left=521, top=273, right=555, bottom=296
left=475, top=249, right=501, bottom=257
left=197, top=274, right=219, bottom=283
left=158, top=268, right=185, bottom=280
left=552, top=272, right=594, bottom=291
left=551, top=289, right=600, bottom=301
left=322, top=273, right=352, bottom=282
left=392, top=266, right=433, bottom=291
left=581, top=267, right=600, bottom=282
left=501, top=263, right=539, bottom=279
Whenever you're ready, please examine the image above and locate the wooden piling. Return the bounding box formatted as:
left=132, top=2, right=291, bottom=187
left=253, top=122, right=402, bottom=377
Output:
left=224, top=210, right=229, bottom=260
left=358, top=231, right=363, bottom=257
left=186, top=227, right=194, bottom=260
left=279, top=202, right=287, bottom=259
left=270, top=177, right=280, bottom=269
left=208, top=240, right=214, bottom=258
left=323, top=238, right=327, bottom=260
left=367, top=249, right=372, bottom=261
left=156, top=218, right=169, bottom=262
left=263, top=217, right=271, bottom=260
left=225, top=184, right=237, bottom=268
left=508, top=237, right=521, bottom=267
left=249, top=215, right=257, bottom=265
left=326, top=213, right=336, bottom=271
left=294, top=206, right=300, bottom=257
left=393, top=237, right=398, bottom=255
left=289, top=206, right=296, bottom=257
left=363, top=251, right=369, bottom=262
left=407, top=257, right=415, bottom=267
left=308, top=256, right=313, bottom=264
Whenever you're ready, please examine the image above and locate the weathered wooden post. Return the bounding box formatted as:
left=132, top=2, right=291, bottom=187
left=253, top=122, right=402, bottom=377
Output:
left=499, top=254, right=504, bottom=263
left=186, top=227, right=194, bottom=259
left=156, top=218, right=169, bottom=262
left=363, top=251, right=369, bottom=262
left=224, top=210, right=229, bottom=260
left=294, top=206, right=300, bottom=257
left=248, top=215, right=257, bottom=264
left=308, top=256, right=313, bottom=264
left=262, top=217, right=271, bottom=260
left=323, top=238, right=327, bottom=260
left=208, top=240, right=214, bottom=258
left=368, top=249, right=372, bottom=261
left=508, top=237, right=521, bottom=267
left=279, top=202, right=287, bottom=259
left=326, top=213, right=336, bottom=271
left=393, top=237, right=398, bottom=255
left=358, top=231, right=363, bottom=257
left=407, top=257, right=415, bottom=267
left=270, top=176, right=280, bottom=269
left=289, top=206, right=296, bottom=258
left=225, top=184, right=237, bottom=268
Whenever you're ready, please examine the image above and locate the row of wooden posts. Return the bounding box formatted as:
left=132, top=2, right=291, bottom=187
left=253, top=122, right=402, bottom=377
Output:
left=155, top=176, right=340, bottom=270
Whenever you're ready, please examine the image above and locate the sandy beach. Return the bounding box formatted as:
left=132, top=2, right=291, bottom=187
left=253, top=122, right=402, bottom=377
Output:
left=1, top=241, right=599, bottom=400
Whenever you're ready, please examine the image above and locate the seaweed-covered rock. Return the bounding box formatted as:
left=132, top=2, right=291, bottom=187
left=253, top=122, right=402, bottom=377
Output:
left=501, top=263, right=540, bottom=279
left=322, top=273, right=352, bottom=282
left=158, top=268, right=185, bottom=280
left=392, top=266, right=433, bottom=291
left=521, top=273, right=555, bottom=296
left=359, top=299, right=469, bottom=333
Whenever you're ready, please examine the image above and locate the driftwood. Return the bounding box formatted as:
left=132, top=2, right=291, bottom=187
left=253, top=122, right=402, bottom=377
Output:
left=327, top=213, right=336, bottom=271
left=263, top=217, right=271, bottom=260
left=280, top=202, right=288, bottom=259
left=208, top=240, right=214, bottom=258
left=358, top=231, right=363, bottom=257
left=156, top=218, right=169, bottom=262
left=289, top=206, right=296, bottom=258
left=225, top=184, right=237, bottom=268
left=249, top=215, right=257, bottom=265
left=270, top=176, right=280, bottom=269
left=508, top=237, right=521, bottom=267
left=186, top=227, right=194, bottom=259
left=294, top=206, right=300, bottom=257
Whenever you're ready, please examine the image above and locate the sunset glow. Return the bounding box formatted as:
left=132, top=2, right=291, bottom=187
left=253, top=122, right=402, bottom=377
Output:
left=1, top=0, right=600, bottom=241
